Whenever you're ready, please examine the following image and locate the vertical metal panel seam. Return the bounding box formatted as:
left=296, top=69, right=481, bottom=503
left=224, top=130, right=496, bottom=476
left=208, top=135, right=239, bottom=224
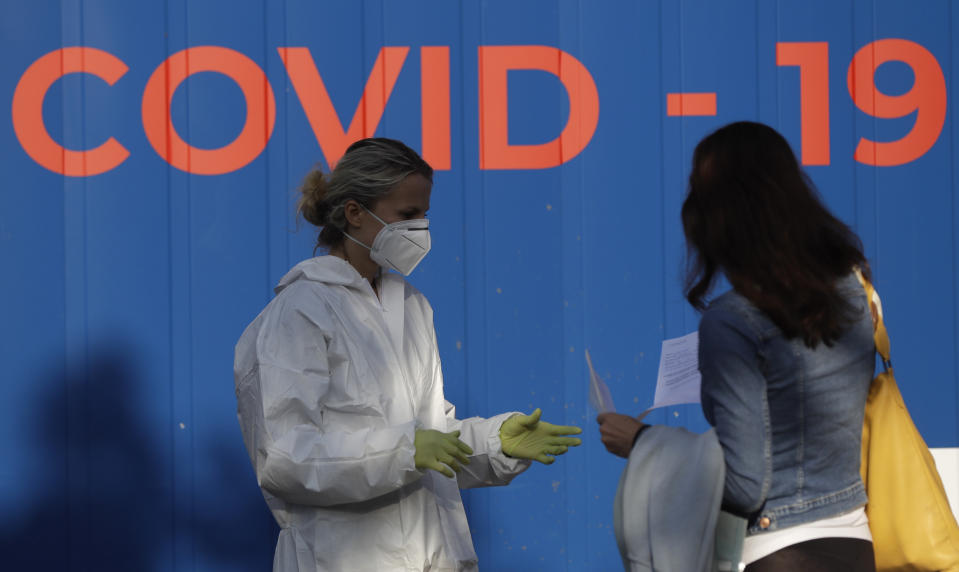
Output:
left=871, top=0, right=879, bottom=280
left=849, top=0, right=858, bottom=244
left=558, top=2, right=591, bottom=565
left=777, top=0, right=783, bottom=129
left=78, top=1, right=91, bottom=547
left=478, top=2, right=490, bottom=435
left=949, top=0, right=959, bottom=443
left=162, top=3, right=175, bottom=566
left=284, top=0, right=293, bottom=551
left=185, top=4, right=197, bottom=567
left=361, top=0, right=367, bottom=135
left=478, top=0, right=492, bottom=543
left=261, top=0, right=274, bottom=551
left=558, top=3, right=570, bottom=565
left=464, top=0, right=493, bottom=551
left=755, top=0, right=760, bottom=121
left=163, top=0, right=197, bottom=565
left=679, top=0, right=686, bottom=206
left=283, top=0, right=292, bottom=272
left=62, top=0, right=91, bottom=562
left=264, top=0, right=272, bottom=296
left=280, top=2, right=293, bottom=554
left=380, top=0, right=387, bottom=134
left=460, top=0, right=491, bottom=557
left=575, top=6, right=587, bottom=568
left=59, top=5, right=73, bottom=541
left=60, top=0, right=71, bottom=545
left=457, top=0, right=469, bottom=416
left=853, top=3, right=859, bottom=241
left=81, top=0, right=93, bottom=558
left=657, top=0, right=667, bottom=371
left=660, top=0, right=670, bottom=417
left=677, top=0, right=688, bottom=343
left=854, top=1, right=866, bottom=269
left=850, top=0, right=858, bottom=231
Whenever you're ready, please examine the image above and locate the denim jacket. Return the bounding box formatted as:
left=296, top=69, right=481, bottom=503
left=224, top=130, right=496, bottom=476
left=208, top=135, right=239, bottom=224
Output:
left=698, top=273, right=874, bottom=535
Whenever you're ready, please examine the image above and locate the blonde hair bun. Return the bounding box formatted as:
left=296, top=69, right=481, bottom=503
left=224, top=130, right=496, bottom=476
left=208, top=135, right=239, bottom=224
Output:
left=297, top=168, right=330, bottom=227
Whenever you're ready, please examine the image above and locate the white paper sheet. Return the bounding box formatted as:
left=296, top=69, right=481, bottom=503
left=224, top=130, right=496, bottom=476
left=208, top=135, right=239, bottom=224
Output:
left=651, top=331, right=702, bottom=410
left=585, top=349, right=616, bottom=413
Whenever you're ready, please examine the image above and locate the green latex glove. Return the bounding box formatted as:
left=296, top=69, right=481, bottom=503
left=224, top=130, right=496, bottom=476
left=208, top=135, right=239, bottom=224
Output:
left=414, top=429, right=473, bottom=478
left=499, top=408, right=583, bottom=464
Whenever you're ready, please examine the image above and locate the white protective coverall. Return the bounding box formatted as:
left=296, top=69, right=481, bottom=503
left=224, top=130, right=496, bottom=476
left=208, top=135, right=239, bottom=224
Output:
left=234, top=256, right=531, bottom=572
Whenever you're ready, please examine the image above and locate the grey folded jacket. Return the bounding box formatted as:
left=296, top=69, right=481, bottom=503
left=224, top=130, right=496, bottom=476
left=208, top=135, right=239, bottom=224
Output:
left=613, top=425, right=731, bottom=572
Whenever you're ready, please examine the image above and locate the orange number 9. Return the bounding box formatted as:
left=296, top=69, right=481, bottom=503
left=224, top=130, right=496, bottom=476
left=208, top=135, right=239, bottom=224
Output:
left=846, top=39, right=946, bottom=167
left=847, top=39, right=946, bottom=167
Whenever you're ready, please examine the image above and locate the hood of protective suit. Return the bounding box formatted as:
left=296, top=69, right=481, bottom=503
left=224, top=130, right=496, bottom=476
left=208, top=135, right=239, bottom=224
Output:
left=274, top=256, right=370, bottom=294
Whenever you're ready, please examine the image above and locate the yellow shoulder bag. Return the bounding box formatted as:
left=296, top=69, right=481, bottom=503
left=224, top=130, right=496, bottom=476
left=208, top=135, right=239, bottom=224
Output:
left=856, top=270, right=959, bottom=571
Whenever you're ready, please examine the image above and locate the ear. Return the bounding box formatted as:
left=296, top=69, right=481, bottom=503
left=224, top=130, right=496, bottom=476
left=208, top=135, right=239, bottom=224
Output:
left=342, top=199, right=364, bottom=229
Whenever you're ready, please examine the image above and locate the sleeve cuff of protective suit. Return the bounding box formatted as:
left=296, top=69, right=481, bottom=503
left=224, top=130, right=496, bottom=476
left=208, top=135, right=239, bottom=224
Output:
left=487, top=412, right=533, bottom=477
left=259, top=419, right=421, bottom=506
left=398, top=419, right=418, bottom=468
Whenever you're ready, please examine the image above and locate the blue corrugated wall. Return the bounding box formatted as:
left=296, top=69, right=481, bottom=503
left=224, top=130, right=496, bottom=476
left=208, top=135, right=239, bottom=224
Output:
left=2, top=1, right=957, bottom=569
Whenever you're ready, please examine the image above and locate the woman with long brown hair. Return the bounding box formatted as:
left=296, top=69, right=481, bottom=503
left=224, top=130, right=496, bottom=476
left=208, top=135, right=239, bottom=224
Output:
left=682, top=121, right=876, bottom=570
left=598, top=121, right=876, bottom=571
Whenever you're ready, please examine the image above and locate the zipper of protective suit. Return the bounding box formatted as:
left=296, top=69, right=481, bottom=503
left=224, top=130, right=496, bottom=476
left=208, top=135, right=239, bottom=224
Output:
left=375, top=278, right=418, bottom=422
left=372, top=278, right=419, bottom=558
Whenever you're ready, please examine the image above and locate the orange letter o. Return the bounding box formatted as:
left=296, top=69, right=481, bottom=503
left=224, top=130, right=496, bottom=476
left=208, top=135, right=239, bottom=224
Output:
left=142, top=46, right=276, bottom=175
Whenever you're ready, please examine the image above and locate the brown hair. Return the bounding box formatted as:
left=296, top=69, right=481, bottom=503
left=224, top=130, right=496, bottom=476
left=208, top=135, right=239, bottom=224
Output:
left=682, top=121, right=869, bottom=347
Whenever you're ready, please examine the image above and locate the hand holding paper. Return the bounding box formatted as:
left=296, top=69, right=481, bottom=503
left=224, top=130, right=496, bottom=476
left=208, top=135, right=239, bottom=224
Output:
left=586, top=332, right=702, bottom=427
left=586, top=349, right=616, bottom=414
left=596, top=412, right=646, bottom=458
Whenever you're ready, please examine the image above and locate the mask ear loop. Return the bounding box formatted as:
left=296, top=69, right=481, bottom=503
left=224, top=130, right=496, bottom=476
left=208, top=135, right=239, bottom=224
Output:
left=342, top=231, right=372, bottom=252
left=342, top=204, right=389, bottom=251
left=340, top=232, right=371, bottom=280
left=341, top=206, right=385, bottom=291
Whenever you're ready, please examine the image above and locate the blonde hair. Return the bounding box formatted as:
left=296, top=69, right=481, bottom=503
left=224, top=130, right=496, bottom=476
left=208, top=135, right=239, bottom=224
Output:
left=298, top=138, right=433, bottom=248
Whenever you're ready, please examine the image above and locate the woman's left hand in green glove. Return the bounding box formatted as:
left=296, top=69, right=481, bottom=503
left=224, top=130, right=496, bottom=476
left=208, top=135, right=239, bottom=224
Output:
left=499, top=408, right=582, bottom=464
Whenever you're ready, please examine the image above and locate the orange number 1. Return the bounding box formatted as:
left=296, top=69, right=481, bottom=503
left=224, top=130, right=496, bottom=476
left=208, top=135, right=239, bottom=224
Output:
left=777, top=42, right=831, bottom=166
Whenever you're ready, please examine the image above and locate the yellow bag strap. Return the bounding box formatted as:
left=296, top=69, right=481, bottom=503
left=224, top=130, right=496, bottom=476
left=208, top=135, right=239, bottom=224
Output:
left=853, top=267, right=892, bottom=370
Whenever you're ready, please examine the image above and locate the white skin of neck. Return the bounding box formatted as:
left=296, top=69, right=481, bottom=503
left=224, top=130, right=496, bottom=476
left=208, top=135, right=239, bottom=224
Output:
left=328, top=173, right=432, bottom=291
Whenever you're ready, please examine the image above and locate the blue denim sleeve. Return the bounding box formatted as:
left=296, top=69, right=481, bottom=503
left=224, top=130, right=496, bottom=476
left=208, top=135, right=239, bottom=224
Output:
left=698, top=306, right=771, bottom=517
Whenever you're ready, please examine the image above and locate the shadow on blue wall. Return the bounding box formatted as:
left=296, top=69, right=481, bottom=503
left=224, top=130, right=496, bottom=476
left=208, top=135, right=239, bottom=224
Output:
left=0, top=345, right=278, bottom=570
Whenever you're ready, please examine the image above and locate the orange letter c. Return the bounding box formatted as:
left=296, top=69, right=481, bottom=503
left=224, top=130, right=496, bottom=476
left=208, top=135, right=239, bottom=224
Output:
left=12, top=47, right=130, bottom=176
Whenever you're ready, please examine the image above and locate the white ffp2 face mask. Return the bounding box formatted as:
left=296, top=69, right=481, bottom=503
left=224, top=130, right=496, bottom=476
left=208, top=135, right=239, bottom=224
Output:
left=344, top=208, right=431, bottom=276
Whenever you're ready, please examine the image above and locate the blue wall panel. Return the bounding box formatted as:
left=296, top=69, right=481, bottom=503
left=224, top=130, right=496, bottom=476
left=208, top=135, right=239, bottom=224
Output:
left=2, top=1, right=958, bottom=569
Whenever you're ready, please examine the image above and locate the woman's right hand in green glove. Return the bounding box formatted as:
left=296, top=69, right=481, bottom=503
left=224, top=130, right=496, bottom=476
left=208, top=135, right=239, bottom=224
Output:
left=414, top=429, right=473, bottom=478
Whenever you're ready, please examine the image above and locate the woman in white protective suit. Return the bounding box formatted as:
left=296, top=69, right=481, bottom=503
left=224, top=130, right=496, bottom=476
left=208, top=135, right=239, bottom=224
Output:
left=234, top=138, right=582, bottom=572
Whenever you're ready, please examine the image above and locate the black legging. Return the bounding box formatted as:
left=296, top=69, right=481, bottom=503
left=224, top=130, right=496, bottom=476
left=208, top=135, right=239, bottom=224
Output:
left=745, top=538, right=875, bottom=572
